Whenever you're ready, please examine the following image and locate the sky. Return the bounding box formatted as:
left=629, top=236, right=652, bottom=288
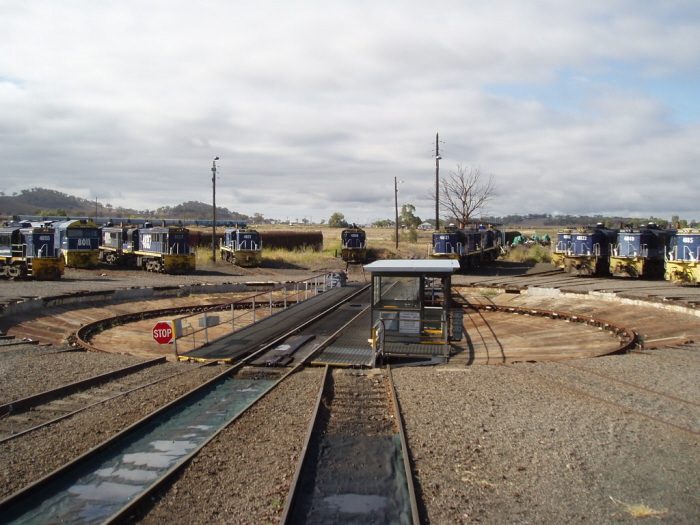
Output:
left=1, top=0, right=699, bottom=225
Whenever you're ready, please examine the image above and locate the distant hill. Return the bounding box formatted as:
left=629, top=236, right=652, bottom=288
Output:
left=156, top=201, right=248, bottom=221
left=0, top=188, right=248, bottom=221
left=0, top=188, right=97, bottom=216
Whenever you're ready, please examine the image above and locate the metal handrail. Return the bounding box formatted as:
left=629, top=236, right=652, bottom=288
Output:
left=172, top=271, right=343, bottom=354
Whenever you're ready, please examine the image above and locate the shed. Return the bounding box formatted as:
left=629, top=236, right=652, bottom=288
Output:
left=363, top=259, right=460, bottom=364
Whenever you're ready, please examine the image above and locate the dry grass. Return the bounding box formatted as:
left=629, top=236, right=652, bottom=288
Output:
left=610, top=497, right=668, bottom=518
left=261, top=247, right=339, bottom=270
left=503, top=244, right=552, bottom=264
left=195, top=246, right=215, bottom=265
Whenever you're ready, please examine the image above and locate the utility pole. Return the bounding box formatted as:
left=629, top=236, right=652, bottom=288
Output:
left=212, top=157, right=219, bottom=262
left=394, top=176, right=400, bottom=250
left=434, top=133, right=441, bottom=230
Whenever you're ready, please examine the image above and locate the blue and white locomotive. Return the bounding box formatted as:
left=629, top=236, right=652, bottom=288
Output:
left=100, top=224, right=196, bottom=274
left=665, top=228, right=700, bottom=285
left=340, top=226, right=367, bottom=263
left=553, top=224, right=618, bottom=276
left=430, top=224, right=501, bottom=270
left=609, top=224, right=674, bottom=278
left=0, top=225, right=64, bottom=280
left=220, top=228, right=262, bottom=267
left=53, top=219, right=100, bottom=269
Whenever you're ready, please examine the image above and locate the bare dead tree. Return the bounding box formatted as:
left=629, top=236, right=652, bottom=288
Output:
left=438, top=164, right=498, bottom=228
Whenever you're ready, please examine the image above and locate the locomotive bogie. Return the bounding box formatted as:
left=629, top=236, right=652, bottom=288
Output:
left=0, top=261, right=25, bottom=279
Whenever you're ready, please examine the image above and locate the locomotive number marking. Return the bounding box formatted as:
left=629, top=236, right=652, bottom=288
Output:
left=681, top=237, right=697, bottom=244
left=77, top=238, right=92, bottom=247
left=576, top=236, right=588, bottom=240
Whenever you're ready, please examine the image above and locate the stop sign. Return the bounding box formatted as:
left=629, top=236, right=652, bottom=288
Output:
left=153, top=321, right=174, bottom=344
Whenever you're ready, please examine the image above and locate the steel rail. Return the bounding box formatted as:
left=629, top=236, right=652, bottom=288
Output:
left=387, top=364, right=421, bottom=525
left=280, top=365, right=420, bottom=524
left=0, top=360, right=215, bottom=445
left=0, top=339, right=41, bottom=346
left=73, top=305, right=222, bottom=352
left=116, top=283, right=373, bottom=523
left=462, top=303, right=638, bottom=355
left=279, top=365, right=330, bottom=525
left=500, top=363, right=700, bottom=437
left=0, top=357, right=166, bottom=417
left=0, top=346, right=77, bottom=362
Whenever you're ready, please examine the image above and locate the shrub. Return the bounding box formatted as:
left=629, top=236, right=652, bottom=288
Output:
left=504, top=244, right=552, bottom=264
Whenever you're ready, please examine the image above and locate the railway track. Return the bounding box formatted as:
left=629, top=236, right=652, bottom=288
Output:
left=281, top=366, right=419, bottom=525
left=0, top=342, right=74, bottom=362
left=0, top=358, right=215, bottom=443
left=0, top=281, right=372, bottom=524
left=0, top=363, right=291, bottom=525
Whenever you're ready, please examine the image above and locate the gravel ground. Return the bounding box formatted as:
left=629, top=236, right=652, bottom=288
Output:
left=393, top=361, right=698, bottom=524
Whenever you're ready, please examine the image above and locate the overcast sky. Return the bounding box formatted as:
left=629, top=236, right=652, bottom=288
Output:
left=2, top=1, right=698, bottom=224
